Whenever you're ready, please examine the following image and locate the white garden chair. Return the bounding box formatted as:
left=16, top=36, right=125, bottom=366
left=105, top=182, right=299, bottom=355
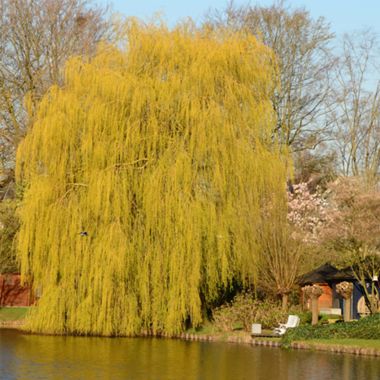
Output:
left=273, top=315, right=300, bottom=336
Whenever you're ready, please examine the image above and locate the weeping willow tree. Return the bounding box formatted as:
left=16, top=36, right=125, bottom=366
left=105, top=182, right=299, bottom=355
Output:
left=16, top=21, right=289, bottom=336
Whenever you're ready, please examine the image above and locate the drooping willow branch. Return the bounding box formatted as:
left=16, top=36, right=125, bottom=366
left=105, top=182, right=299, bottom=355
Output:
left=16, top=21, right=289, bottom=336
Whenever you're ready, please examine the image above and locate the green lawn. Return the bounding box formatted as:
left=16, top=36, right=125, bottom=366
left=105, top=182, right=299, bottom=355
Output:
left=301, top=339, right=380, bottom=350
left=0, top=307, right=28, bottom=321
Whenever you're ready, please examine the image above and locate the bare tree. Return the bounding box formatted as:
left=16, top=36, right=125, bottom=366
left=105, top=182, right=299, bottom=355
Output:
left=322, top=177, right=380, bottom=265
left=351, top=248, right=379, bottom=315
left=205, top=0, right=335, bottom=152
left=330, top=31, right=380, bottom=184
left=0, top=0, right=111, bottom=172
left=257, top=197, right=305, bottom=311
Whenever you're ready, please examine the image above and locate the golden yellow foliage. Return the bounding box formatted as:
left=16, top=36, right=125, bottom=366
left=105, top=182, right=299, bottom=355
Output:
left=16, top=21, right=288, bottom=336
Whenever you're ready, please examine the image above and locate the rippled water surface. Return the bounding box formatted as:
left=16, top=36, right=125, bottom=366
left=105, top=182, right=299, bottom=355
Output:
left=1, top=329, right=379, bottom=380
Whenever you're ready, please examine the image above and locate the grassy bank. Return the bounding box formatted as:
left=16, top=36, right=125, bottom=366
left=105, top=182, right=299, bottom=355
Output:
left=0, top=307, right=28, bottom=322
left=299, top=339, right=380, bottom=350
left=0, top=307, right=28, bottom=328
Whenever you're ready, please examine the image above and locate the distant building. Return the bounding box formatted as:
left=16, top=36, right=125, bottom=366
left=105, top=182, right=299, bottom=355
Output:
left=298, top=263, right=379, bottom=319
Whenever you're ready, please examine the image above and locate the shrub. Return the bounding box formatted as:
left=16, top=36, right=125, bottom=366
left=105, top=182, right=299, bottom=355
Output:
left=297, top=311, right=312, bottom=325
left=282, top=313, right=380, bottom=346
left=318, top=313, right=342, bottom=325
left=212, top=292, right=303, bottom=331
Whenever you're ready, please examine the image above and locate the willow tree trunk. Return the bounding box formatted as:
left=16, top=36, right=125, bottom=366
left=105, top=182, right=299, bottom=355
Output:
left=302, top=285, right=323, bottom=326
left=336, top=282, right=353, bottom=322
left=311, top=297, right=319, bottom=326
left=344, top=298, right=351, bottom=322
left=282, top=293, right=289, bottom=312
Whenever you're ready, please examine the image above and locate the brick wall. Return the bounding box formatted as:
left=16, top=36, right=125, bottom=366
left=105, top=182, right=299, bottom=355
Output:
left=318, top=283, right=333, bottom=308
left=303, top=283, right=333, bottom=310
left=0, top=274, right=33, bottom=306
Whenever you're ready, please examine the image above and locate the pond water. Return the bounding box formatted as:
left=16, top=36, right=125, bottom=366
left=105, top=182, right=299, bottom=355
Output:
left=0, top=329, right=379, bottom=380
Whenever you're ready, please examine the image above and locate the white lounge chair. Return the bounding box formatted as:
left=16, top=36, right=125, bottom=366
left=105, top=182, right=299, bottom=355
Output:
left=273, top=315, right=300, bottom=336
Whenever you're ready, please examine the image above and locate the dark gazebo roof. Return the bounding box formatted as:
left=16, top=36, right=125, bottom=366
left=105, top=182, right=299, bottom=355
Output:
left=298, top=263, right=339, bottom=285
left=327, top=266, right=357, bottom=282
left=298, top=263, right=372, bottom=286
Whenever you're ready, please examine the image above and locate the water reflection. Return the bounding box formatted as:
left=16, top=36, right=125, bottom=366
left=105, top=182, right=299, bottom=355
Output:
left=0, top=329, right=379, bottom=380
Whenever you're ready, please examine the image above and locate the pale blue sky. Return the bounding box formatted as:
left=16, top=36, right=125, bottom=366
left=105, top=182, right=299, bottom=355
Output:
left=106, top=0, right=380, bottom=36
